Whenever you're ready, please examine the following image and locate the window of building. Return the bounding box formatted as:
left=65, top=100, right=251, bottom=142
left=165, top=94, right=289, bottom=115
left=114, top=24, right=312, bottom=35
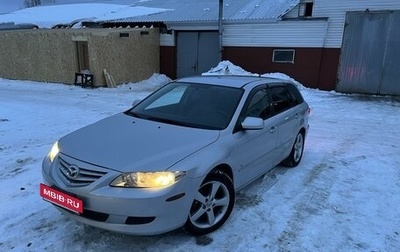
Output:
left=299, top=1, right=314, bottom=17
left=272, top=49, right=295, bottom=63
left=305, top=2, right=314, bottom=16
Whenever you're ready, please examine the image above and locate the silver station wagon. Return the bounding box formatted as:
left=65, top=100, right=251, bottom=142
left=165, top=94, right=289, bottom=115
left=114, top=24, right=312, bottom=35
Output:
left=41, top=75, right=309, bottom=236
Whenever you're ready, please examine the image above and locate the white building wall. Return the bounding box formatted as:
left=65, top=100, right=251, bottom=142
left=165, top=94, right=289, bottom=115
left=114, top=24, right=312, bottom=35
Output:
left=311, top=0, right=400, bottom=48
left=223, top=20, right=328, bottom=47
left=284, top=5, right=301, bottom=18
left=160, top=31, right=175, bottom=46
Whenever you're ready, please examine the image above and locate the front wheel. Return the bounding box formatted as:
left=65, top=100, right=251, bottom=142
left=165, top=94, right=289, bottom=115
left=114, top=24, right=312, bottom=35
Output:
left=282, top=131, right=305, bottom=167
left=184, top=172, right=235, bottom=236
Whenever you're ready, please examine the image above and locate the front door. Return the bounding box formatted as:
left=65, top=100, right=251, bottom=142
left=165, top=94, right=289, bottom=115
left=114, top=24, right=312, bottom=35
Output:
left=232, top=88, right=279, bottom=188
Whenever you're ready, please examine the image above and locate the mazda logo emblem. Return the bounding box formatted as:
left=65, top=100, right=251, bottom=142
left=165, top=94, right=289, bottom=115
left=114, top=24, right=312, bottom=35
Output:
left=66, top=165, right=80, bottom=179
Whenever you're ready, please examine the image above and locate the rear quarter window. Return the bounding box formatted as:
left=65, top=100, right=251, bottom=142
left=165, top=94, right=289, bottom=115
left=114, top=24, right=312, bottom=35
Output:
left=286, top=84, right=304, bottom=105
left=270, top=85, right=299, bottom=114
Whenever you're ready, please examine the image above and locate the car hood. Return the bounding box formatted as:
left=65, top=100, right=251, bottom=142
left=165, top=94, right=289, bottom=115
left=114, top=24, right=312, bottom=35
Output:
left=58, top=113, right=219, bottom=172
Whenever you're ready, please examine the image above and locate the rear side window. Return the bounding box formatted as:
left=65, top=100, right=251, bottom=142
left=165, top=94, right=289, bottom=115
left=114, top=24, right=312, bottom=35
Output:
left=270, top=85, right=298, bottom=114
left=286, top=84, right=304, bottom=105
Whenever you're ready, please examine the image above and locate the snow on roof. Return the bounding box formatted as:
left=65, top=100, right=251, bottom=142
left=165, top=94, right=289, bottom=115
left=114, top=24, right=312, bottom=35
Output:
left=0, top=3, right=171, bottom=29
left=111, top=0, right=300, bottom=23
left=0, top=0, right=300, bottom=29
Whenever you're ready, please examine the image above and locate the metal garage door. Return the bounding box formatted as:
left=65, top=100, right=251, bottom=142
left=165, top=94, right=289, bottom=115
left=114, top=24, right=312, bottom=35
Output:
left=337, top=11, right=400, bottom=95
left=176, top=31, right=220, bottom=78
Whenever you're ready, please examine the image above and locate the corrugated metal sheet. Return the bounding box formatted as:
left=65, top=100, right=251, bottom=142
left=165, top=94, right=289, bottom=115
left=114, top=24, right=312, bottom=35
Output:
left=337, top=11, right=400, bottom=95
left=380, top=11, right=400, bottom=95
left=312, top=0, right=400, bottom=48
left=109, top=0, right=300, bottom=23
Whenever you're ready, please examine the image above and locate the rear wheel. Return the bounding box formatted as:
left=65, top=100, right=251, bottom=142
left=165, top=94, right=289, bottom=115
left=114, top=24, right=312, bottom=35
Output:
left=184, top=172, right=234, bottom=236
left=282, top=131, right=305, bottom=167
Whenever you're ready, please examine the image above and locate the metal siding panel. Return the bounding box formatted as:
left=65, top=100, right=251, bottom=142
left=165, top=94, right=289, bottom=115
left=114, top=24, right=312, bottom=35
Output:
left=176, top=31, right=220, bottom=77
left=223, top=21, right=328, bottom=47
left=313, top=0, right=400, bottom=48
left=337, top=13, right=365, bottom=92
left=176, top=32, right=198, bottom=77
left=337, top=12, right=390, bottom=94
left=160, top=32, right=175, bottom=46
left=380, top=11, right=400, bottom=95
left=197, top=32, right=220, bottom=74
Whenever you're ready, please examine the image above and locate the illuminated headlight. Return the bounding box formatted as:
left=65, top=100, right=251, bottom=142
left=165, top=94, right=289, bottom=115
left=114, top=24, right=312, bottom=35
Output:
left=48, top=141, right=59, bottom=162
left=110, top=171, right=185, bottom=188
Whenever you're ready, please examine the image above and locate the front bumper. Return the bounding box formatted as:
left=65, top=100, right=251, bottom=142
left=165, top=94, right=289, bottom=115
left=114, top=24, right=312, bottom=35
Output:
left=41, top=153, right=201, bottom=235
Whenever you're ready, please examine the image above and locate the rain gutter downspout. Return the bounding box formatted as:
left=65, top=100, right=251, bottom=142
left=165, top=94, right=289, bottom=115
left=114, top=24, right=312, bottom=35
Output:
left=219, top=0, right=223, bottom=61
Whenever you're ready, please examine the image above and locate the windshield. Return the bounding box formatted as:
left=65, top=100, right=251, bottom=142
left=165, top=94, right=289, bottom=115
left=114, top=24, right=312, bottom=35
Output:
left=127, top=82, right=244, bottom=130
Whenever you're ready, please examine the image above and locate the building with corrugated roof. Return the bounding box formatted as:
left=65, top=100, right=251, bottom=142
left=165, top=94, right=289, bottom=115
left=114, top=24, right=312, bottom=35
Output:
left=2, top=0, right=400, bottom=94
left=93, top=0, right=400, bottom=94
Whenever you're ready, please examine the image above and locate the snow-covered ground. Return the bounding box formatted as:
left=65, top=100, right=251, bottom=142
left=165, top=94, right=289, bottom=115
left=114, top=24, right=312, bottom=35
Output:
left=1, top=64, right=400, bottom=251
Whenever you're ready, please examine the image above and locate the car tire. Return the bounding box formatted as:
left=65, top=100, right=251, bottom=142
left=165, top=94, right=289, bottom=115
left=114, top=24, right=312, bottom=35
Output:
left=282, top=131, right=305, bottom=167
left=184, top=172, right=235, bottom=236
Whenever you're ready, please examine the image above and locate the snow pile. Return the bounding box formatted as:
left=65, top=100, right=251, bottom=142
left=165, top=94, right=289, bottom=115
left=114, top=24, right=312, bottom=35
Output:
left=203, top=60, right=305, bottom=89
left=261, top=72, right=305, bottom=89
left=202, top=60, right=259, bottom=76
left=118, top=73, right=171, bottom=91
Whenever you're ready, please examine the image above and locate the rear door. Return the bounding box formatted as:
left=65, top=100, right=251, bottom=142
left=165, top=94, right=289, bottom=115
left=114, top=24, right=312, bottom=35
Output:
left=269, top=85, right=302, bottom=160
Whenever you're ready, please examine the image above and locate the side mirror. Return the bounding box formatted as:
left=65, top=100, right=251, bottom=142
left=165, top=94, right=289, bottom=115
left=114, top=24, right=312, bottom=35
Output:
left=241, top=117, right=264, bottom=130
left=131, top=99, right=141, bottom=107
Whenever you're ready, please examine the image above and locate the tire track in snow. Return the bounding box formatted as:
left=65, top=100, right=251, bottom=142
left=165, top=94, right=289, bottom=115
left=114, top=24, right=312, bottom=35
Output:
left=276, top=133, right=362, bottom=251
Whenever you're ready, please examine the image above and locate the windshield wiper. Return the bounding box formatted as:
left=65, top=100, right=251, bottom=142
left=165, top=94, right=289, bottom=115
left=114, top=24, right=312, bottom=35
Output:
left=125, top=110, right=145, bottom=119
left=146, top=116, right=191, bottom=127
left=126, top=110, right=192, bottom=127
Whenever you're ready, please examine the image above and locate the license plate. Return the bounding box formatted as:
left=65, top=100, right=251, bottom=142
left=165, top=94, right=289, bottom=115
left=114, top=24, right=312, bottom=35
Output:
left=40, top=183, right=83, bottom=214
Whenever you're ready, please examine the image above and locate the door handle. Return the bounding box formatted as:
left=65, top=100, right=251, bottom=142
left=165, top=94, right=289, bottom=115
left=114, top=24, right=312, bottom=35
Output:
left=269, top=126, right=277, bottom=134
left=286, top=113, right=299, bottom=120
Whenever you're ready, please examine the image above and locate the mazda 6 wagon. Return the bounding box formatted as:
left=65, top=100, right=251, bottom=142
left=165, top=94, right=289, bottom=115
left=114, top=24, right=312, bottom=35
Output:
left=41, top=75, right=309, bottom=236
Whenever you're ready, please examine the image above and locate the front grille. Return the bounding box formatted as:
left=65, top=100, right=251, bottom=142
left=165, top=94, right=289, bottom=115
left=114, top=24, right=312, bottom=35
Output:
left=58, top=157, right=107, bottom=186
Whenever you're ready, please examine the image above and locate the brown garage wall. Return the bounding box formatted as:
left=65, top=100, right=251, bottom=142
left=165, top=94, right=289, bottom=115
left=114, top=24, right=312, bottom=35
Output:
left=317, top=48, right=340, bottom=91
left=223, top=46, right=340, bottom=90
left=0, top=28, right=159, bottom=87
left=160, top=46, right=176, bottom=79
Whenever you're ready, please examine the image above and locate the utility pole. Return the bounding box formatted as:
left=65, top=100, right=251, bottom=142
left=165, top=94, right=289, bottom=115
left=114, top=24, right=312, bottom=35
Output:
left=218, top=0, right=223, bottom=61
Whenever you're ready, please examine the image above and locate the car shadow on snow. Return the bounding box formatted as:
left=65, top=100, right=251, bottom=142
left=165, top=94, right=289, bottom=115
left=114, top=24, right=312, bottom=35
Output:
left=60, top=220, right=213, bottom=251
left=235, top=165, right=290, bottom=209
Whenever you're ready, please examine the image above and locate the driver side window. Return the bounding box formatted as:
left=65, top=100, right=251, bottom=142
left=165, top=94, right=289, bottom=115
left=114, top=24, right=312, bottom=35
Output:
left=243, top=89, right=272, bottom=120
